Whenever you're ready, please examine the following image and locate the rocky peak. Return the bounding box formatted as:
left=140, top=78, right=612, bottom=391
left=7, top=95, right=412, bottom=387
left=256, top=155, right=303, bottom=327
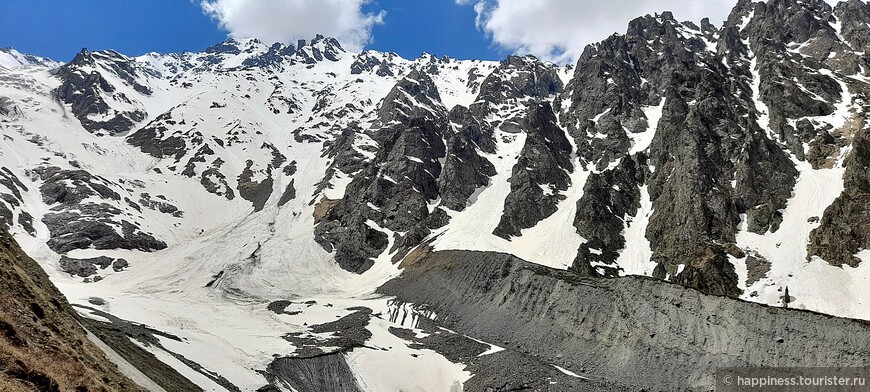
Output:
left=311, top=34, right=344, bottom=51
left=54, top=47, right=151, bottom=135
left=350, top=50, right=399, bottom=76
left=375, top=69, right=446, bottom=126
left=624, top=11, right=713, bottom=53
left=834, top=0, right=870, bottom=51
left=294, top=34, right=345, bottom=63
left=315, top=69, right=451, bottom=274
left=725, top=0, right=755, bottom=25
left=472, top=55, right=563, bottom=112
left=700, top=17, right=717, bottom=34
left=415, top=52, right=442, bottom=74
left=725, top=0, right=835, bottom=46
left=202, top=38, right=273, bottom=64
left=67, top=48, right=95, bottom=67
left=205, top=38, right=245, bottom=54
left=560, top=7, right=720, bottom=169
left=242, top=42, right=297, bottom=68
left=418, top=52, right=438, bottom=62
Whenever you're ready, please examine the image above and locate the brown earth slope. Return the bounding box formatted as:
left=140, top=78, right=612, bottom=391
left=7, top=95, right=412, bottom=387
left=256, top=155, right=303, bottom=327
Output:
left=0, top=227, right=144, bottom=392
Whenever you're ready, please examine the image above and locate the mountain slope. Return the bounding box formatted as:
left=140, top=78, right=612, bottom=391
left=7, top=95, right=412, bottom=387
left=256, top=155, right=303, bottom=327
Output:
left=0, top=48, right=59, bottom=70
left=1, top=0, right=870, bottom=390
left=0, top=227, right=144, bottom=391
left=380, top=250, right=870, bottom=391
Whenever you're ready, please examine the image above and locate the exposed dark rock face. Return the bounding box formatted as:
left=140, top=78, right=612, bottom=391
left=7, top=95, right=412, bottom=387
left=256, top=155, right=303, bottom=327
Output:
left=572, top=154, right=649, bottom=276
left=205, top=40, right=243, bottom=55
left=350, top=51, right=399, bottom=77
left=745, top=251, right=771, bottom=286
left=277, top=180, right=296, bottom=207
left=293, top=35, right=345, bottom=65
left=560, top=11, right=711, bottom=169
left=29, top=166, right=166, bottom=254
left=836, top=0, right=870, bottom=52
left=127, top=112, right=189, bottom=161
left=315, top=71, right=451, bottom=273
left=556, top=9, right=805, bottom=296
left=59, top=255, right=111, bottom=277
left=237, top=160, right=274, bottom=212
left=315, top=125, right=371, bottom=197
left=59, top=255, right=129, bottom=278
left=0, top=167, right=33, bottom=235
left=645, top=83, right=765, bottom=297
left=375, top=69, right=446, bottom=125
left=473, top=55, right=563, bottom=110
left=35, top=166, right=120, bottom=205
left=734, top=0, right=852, bottom=160
left=644, top=87, right=747, bottom=297
left=494, top=102, right=573, bottom=239
left=138, top=192, right=183, bottom=217
left=54, top=49, right=150, bottom=135
left=806, top=127, right=850, bottom=169
left=379, top=250, right=870, bottom=391
left=43, top=208, right=166, bottom=254
left=468, top=55, right=564, bottom=138
left=448, top=105, right=496, bottom=154
left=242, top=42, right=297, bottom=68
left=260, top=307, right=370, bottom=391
left=437, top=106, right=497, bottom=211
left=0, top=97, right=23, bottom=120
left=809, top=127, right=870, bottom=266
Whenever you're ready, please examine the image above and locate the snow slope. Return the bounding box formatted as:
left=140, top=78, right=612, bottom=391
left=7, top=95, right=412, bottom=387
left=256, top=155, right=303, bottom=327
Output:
left=0, top=43, right=497, bottom=391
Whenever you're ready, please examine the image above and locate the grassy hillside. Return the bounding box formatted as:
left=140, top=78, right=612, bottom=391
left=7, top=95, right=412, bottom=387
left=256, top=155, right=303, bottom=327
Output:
left=0, top=228, right=144, bottom=392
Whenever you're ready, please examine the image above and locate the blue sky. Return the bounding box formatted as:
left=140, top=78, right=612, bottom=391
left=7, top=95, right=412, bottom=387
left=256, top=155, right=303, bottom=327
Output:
left=0, top=1, right=772, bottom=64
left=0, top=1, right=225, bottom=61
left=0, top=0, right=503, bottom=62
left=364, top=0, right=506, bottom=60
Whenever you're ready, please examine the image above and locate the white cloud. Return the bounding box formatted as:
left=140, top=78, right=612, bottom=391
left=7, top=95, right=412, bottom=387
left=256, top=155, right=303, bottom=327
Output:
left=201, top=0, right=385, bottom=51
left=458, top=0, right=839, bottom=64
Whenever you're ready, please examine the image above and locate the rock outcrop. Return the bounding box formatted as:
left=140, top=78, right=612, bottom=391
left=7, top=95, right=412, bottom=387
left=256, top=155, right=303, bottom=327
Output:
left=809, top=127, right=870, bottom=266
left=437, top=106, right=496, bottom=211
left=30, top=166, right=166, bottom=254
left=315, top=70, right=450, bottom=272
left=379, top=250, right=870, bottom=391
left=54, top=49, right=150, bottom=135
left=572, top=154, right=649, bottom=276
left=493, top=102, right=573, bottom=238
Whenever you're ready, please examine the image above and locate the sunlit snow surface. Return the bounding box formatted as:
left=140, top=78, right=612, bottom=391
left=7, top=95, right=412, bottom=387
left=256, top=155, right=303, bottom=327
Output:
left=0, top=46, right=492, bottom=391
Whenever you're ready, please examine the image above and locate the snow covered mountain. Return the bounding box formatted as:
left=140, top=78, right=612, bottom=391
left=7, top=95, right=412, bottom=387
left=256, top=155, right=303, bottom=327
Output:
left=2, top=0, right=870, bottom=390
left=0, top=47, right=61, bottom=69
